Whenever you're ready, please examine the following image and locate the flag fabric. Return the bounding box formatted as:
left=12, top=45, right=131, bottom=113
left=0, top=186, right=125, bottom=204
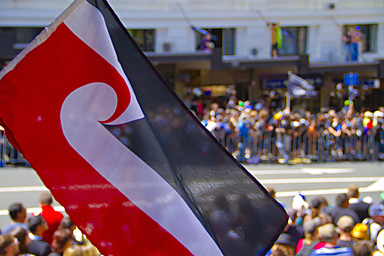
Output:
left=288, top=72, right=317, bottom=97
left=276, top=27, right=283, bottom=49
left=0, top=0, right=288, bottom=255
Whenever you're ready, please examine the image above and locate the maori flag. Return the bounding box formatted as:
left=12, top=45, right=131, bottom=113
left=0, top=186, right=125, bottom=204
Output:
left=0, top=0, right=287, bottom=255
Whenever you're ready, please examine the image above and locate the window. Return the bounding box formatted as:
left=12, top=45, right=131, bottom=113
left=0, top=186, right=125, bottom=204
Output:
left=344, top=24, right=377, bottom=52
left=127, top=29, right=155, bottom=52
left=278, top=27, right=307, bottom=56
left=196, top=28, right=236, bottom=55
left=0, top=27, right=44, bottom=57
left=0, top=27, right=43, bottom=47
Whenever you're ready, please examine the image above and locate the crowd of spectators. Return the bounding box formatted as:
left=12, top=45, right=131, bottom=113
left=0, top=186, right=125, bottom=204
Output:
left=268, top=184, right=384, bottom=256
left=0, top=192, right=100, bottom=256
left=188, top=95, right=384, bottom=164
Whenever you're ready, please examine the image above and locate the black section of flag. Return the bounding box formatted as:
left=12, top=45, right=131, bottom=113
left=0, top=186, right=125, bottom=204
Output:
left=89, top=0, right=288, bottom=255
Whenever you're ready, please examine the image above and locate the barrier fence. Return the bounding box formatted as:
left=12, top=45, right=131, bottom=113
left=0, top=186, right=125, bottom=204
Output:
left=1, top=128, right=384, bottom=166
left=0, top=134, right=30, bottom=167
left=213, top=128, right=384, bottom=164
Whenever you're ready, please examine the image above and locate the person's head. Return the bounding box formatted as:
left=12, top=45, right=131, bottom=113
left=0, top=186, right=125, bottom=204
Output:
left=52, top=229, right=72, bottom=253
left=270, top=246, right=285, bottom=256
left=352, top=240, right=374, bottom=256
left=272, top=233, right=296, bottom=256
left=27, top=215, right=48, bottom=235
left=266, top=187, right=276, bottom=199
left=39, top=192, right=53, bottom=206
left=318, top=223, right=337, bottom=244
left=303, top=218, right=321, bottom=239
left=351, top=223, right=369, bottom=240
left=63, top=245, right=83, bottom=256
left=347, top=184, right=360, bottom=199
left=0, top=234, right=19, bottom=256
left=335, top=193, right=349, bottom=208
left=337, top=215, right=355, bottom=233
left=369, top=204, right=384, bottom=224
left=204, top=33, right=212, bottom=41
left=8, top=203, right=26, bottom=223
left=60, top=217, right=76, bottom=233
left=10, top=227, right=30, bottom=254
left=81, top=244, right=100, bottom=256
left=310, top=197, right=323, bottom=215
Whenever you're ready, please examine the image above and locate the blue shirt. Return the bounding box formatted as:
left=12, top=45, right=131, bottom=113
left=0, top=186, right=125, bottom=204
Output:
left=2, top=222, right=29, bottom=234
left=310, top=246, right=353, bottom=256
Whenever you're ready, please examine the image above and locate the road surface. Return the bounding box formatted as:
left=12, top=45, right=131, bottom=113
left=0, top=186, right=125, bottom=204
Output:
left=0, top=161, right=383, bottom=229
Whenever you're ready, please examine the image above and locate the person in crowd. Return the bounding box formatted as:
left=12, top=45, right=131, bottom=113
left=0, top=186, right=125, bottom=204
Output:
left=0, top=234, right=19, bottom=256
left=62, top=243, right=100, bottom=256
left=336, top=215, right=355, bottom=248
left=271, top=233, right=296, bottom=256
left=310, top=223, right=353, bottom=256
left=343, top=30, right=352, bottom=62
left=49, top=229, right=72, bottom=256
left=27, top=215, right=51, bottom=256
left=364, top=203, right=384, bottom=244
left=199, top=33, right=214, bottom=53
left=347, top=184, right=370, bottom=222
left=350, top=26, right=362, bottom=62
left=78, top=244, right=100, bottom=256
left=10, top=227, right=33, bottom=256
left=268, top=22, right=281, bottom=58
left=351, top=223, right=370, bottom=241
left=327, top=193, right=360, bottom=225
left=38, top=192, right=63, bottom=245
left=303, top=197, right=332, bottom=226
left=296, top=219, right=325, bottom=256
left=59, top=218, right=83, bottom=246
left=2, top=203, right=28, bottom=235
left=61, top=245, right=82, bottom=256
left=353, top=240, right=375, bottom=256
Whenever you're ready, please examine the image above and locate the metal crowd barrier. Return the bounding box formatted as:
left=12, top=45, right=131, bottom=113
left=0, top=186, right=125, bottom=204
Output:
left=1, top=127, right=383, bottom=166
left=212, top=128, right=384, bottom=164
left=0, top=132, right=30, bottom=167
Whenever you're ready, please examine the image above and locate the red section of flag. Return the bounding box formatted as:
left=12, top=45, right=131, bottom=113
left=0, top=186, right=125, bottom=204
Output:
left=0, top=23, right=192, bottom=256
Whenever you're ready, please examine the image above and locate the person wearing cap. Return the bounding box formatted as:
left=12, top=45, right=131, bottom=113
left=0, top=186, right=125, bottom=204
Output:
left=310, top=223, right=353, bottom=256
left=351, top=223, right=370, bottom=243
left=365, top=204, right=384, bottom=244
left=0, top=234, right=19, bottom=256
left=336, top=215, right=355, bottom=248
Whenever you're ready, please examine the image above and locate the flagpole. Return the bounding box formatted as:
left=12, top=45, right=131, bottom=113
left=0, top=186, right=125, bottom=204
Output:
left=256, top=9, right=268, bottom=27
left=176, top=1, right=213, bottom=37
left=286, top=71, right=292, bottom=110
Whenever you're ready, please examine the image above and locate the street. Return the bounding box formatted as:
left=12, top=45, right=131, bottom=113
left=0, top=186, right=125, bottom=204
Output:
left=0, top=161, right=383, bottom=229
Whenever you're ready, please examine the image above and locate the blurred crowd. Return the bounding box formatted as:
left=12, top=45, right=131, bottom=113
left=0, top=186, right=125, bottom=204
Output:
left=190, top=96, right=384, bottom=164
left=0, top=192, right=99, bottom=256
left=267, top=184, right=384, bottom=256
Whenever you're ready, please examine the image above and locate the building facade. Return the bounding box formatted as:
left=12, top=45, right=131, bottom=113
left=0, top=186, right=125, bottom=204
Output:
left=1, top=0, right=384, bottom=112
